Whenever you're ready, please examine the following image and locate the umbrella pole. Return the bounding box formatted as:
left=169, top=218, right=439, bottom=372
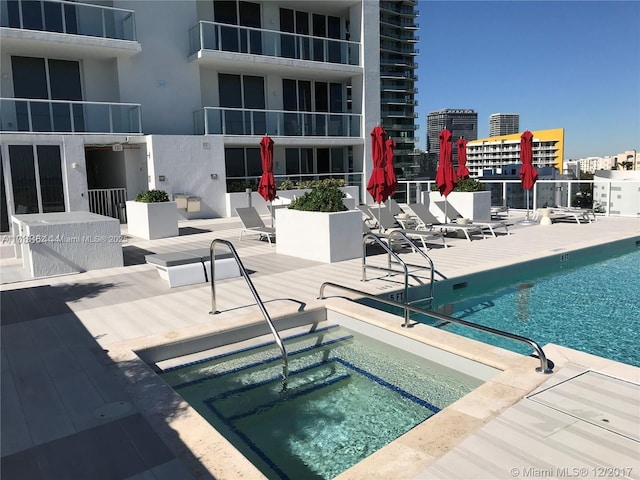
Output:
left=444, top=199, right=449, bottom=223
left=270, top=200, right=274, bottom=228
left=518, top=189, right=537, bottom=225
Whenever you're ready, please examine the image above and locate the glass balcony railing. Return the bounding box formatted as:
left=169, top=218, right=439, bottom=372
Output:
left=189, top=21, right=360, bottom=66
left=1, top=0, right=137, bottom=41
left=393, top=179, right=626, bottom=214
left=1, top=98, right=142, bottom=134
left=194, top=107, right=361, bottom=137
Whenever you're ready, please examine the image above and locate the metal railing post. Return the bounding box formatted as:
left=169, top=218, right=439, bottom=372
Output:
left=209, top=239, right=289, bottom=389
left=318, top=282, right=552, bottom=374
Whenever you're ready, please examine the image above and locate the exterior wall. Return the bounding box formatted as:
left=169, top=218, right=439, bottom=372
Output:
left=82, top=58, right=121, bottom=102
left=145, top=135, right=227, bottom=218
left=115, top=0, right=201, bottom=135
left=361, top=0, right=381, bottom=203
left=594, top=170, right=640, bottom=217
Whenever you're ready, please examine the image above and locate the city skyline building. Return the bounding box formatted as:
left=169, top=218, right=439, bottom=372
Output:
left=426, top=108, right=477, bottom=166
left=489, top=113, right=519, bottom=137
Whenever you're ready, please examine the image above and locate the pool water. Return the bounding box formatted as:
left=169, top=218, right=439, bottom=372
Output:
left=160, top=323, right=486, bottom=480
left=415, top=249, right=640, bottom=367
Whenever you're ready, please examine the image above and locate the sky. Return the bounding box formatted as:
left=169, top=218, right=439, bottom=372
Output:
left=414, top=0, right=640, bottom=159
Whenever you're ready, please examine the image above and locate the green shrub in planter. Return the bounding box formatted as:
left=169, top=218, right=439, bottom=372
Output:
left=431, top=178, right=484, bottom=192
left=288, top=181, right=347, bottom=212
left=134, top=189, right=170, bottom=203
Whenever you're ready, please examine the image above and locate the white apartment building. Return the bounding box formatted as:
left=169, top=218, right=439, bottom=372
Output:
left=578, top=156, right=616, bottom=174
left=0, top=0, right=399, bottom=232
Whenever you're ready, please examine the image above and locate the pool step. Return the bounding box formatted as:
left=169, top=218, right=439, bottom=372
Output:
left=159, top=323, right=342, bottom=373
left=206, top=359, right=351, bottom=420
left=163, top=325, right=353, bottom=392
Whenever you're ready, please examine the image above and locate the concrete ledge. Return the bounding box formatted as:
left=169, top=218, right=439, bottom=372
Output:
left=145, top=250, right=240, bottom=287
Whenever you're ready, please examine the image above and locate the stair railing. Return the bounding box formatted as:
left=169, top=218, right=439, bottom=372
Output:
left=209, top=239, right=288, bottom=389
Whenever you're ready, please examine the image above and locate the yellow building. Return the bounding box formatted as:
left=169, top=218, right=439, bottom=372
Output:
left=465, top=128, right=564, bottom=177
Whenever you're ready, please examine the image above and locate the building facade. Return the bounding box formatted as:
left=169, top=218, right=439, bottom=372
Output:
left=613, top=150, right=639, bottom=170
left=379, top=1, right=419, bottom=179
left=489, top=113, right=519, bottom=137
left=426, top=108, right=477, bottom=165
left=578, top=156, right=617, bottom=174
left=0, top=0, right=416, bottom=232
left=465, top=128, right=565, bottom=178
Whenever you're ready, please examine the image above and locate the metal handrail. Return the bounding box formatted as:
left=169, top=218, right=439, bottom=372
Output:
left=362, top=232, right=435, bottom=316
left=318, top=281, right=553, bottom=374
left=209, top=239, right=289, bottom=389
left=362, top=233, right=410, bottom=326
left=387, top=230, right=435, bottom=306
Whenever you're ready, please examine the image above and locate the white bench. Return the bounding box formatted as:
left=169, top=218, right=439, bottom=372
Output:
left=145, top=249, right=241, bottom=287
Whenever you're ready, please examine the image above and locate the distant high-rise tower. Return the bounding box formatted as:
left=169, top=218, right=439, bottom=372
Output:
left=489, top=113, right=520, bottom=136
left=380, top=1, right=419, bottom=178
left=426, top=109, right=477, bottom=161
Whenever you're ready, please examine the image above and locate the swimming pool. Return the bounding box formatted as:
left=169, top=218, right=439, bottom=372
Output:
left=410, top=247, right=640, bottom=367
left=156, top=314, right=497, bottom=480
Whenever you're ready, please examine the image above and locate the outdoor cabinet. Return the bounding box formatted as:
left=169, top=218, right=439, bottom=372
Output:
left=174, top=194, right=188, bottom=210
left=187, top=197, right=201, bottom=213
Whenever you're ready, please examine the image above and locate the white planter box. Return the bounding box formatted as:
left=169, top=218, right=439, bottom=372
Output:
left=424, top=191, right=492, bottom=222
left=126, top=201, right=178, bottom=240
left=275, top=209, right=362, bottom=263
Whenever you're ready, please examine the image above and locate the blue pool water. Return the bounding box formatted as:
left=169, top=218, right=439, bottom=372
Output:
left=415, top=249, right=640, bottom=367
left=159, top=322, right=488, bottom=479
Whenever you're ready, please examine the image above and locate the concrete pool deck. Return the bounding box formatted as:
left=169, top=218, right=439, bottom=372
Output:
left=1, top=211, right=639, bottom=479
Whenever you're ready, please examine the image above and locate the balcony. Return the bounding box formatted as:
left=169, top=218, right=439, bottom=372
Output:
left=1, top=98, right=142, bottom=134
left=189, top=21, right=360, bottom=73
left=0, top=0, right=140, bottom=57
left=195, top=107, right=361, bottom=138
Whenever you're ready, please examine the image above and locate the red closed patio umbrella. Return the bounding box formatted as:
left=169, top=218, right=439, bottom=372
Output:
left=519, top=130, right=538, bottom=223
left=435, top=128, right=457, bottom=222
left=366, top=125, right=391, bottom=227
left=456, top=137, right=470, bottom=179
left=258, top=135, right=276, bottom=226
left=384, top=137, right=398, bottom=197
left=366, top=125, right=389, bottom=203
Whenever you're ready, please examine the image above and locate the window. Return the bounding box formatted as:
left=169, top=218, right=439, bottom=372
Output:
left=218, top=74, right=265, bottom=135
left=279, top=8, right=343, bottom=62
left=11, top=56, right=83, bottom=132
left=8, top=144, right=64, bottom=214
left=283, top=147, right=348, bottom=182
left=225, top=147, right=261, bottom=183
left=214, top=1, right=262, bottom=54
left=283, top=80, right=346, bottom=135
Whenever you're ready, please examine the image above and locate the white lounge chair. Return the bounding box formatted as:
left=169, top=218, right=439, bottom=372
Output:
left=236, top=207, right=276, bottom=245
left=369, top=205, right=447, bottom=250
left=547, top=207, right=596, bottom=224
left=406, top=203, right=486, bottom=242
left=433, top=201, right=510, bottom=237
